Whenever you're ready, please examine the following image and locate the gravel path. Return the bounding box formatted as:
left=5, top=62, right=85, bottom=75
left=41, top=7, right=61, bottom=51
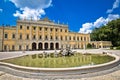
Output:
left=0, top=49, right=120, bottom=80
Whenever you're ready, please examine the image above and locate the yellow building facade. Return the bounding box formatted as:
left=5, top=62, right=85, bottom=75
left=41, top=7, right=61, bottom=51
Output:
left=90, top=41, right=112, bottom=49
left=0, top=19, right=112, bottom=51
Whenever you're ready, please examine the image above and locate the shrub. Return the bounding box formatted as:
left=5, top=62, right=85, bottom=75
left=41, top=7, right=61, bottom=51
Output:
left=110, top=46, right=113, bottom=49
left=87, top=43, right=92, bottom=49
left=116, top=46, right=120, bottom=50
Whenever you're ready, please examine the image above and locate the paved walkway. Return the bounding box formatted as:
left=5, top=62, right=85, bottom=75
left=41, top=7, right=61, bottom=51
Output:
left=0, top=49, right=120, bottom=80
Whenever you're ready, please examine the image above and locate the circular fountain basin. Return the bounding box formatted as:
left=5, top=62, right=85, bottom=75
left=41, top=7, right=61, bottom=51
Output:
left=0, top=52, right=120, bottom=79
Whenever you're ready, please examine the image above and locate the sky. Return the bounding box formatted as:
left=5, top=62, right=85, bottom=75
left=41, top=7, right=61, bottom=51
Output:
left=0, top=0, right=120, bottom=33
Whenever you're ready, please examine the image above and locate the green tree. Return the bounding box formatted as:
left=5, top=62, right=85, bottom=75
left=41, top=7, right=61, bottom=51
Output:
left=91, top=18, right=120, bottom=47
left=87, top=43, right=92, bottom=49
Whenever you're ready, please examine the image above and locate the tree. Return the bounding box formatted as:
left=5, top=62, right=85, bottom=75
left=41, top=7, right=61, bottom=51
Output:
left=87, top=43, right=92, bottom=49
left=91, top=18, right=120, bottom=47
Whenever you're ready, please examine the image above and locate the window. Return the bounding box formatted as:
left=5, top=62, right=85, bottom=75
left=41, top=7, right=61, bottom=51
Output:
left=61, top=36, right=63, bottom=40
left=69, top=36, right=71, bottom=40
left=77, top=37, right=79, bottom=41
left=73, top=37, right=75, bottom=40
left=39, top=35, right=42, bottom=40
left=12, top=45, right=15, bottom=50
left=26, top=34, right=29, bottom=40
left=33, top=35, right=36, bottom=40
left=56, top=36, right=58, bottom=40
left=45, top=35, right=48, bottom=40
left=56, top=29, right=58, bottom=32
left=12, top=34, right=15, bottom=39
left=60, top=29, right=62, bottom=32
left=50, top=36, right=53, bottom=40
left=20, top=34, right=22, bottom=39
left=81, top=37, right=83, bottom=41
left=33, top=27, right=36, bottom=30
left=26, top=45, right=29, bottom=50
left=39, top=27, right=42, bottom=31
left=27, top=26, right=29, bottom=30
left=4, top=45, right=7, bottom=51
left=20, top=25, right=22, bottom=29
left=4, top=33, right=8, bottom=38
left=45, top=28, right=47, bottom=31
left=50, top=28, right=53, bottom=32
left=65, top=29, right=67, bottom=32
left=19, top=45, right=22, bottom=50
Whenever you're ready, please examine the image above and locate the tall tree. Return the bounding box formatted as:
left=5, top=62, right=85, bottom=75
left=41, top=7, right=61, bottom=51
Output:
left=91, top=18, right=120, bottom=47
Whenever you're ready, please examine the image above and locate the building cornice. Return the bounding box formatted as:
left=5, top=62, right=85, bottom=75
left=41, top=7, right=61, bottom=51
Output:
left=17, top=20, right=68, bottom=28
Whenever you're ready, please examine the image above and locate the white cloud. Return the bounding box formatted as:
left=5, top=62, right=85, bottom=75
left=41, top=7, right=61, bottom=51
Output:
left=79, top=23, right=93, bottom=34
left=10, top=0, right=52, bottom=20
left=0, top=9, right=3, bottom=12
left=79, top=14, right=120, bottom=34
left=106, top=14, right=120, bottom=21
left=79, top=0, right=120, bottom=34
left=93, top=17, right=107, bottom=28
left=107, top=0, right=120, bottom=13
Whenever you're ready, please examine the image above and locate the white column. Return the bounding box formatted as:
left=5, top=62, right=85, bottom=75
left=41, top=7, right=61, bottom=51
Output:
left=16, top=24, right=19, bottom=50
left=30, top=25, right=32, bottom=50
left=36, top=26, right=38, bottom=40
left=48, top=28, right=50, bottom=50
left=54, top=27, right=56, bottom=50
left=36, top=27, right=38, bottom=50
left=36, top=42, right=38, bottom=50
left=42, top=27, right=45, bottom=49
left=30, top=26, right=32, bottom=40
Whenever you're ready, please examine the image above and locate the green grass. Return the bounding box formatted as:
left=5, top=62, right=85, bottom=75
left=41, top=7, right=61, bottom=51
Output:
left=0, top=53, right=115, bottom=68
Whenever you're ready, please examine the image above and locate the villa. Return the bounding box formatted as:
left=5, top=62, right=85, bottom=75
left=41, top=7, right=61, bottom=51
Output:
left=0, top=18, right=112, bottom=51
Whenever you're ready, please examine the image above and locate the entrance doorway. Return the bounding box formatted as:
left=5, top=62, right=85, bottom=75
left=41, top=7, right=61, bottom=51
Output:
left=32, top=42, right=37, bottom=50
left=50, top=43, right=54, bottom=50
left=56, top=43, right=59, bottom=50
left=44, top=43, right=48, bottom=50
left=38, top=43, right=42, bottom=50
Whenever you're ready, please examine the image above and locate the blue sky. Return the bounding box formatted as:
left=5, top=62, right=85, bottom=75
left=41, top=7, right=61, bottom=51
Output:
left=0, top=0, right=120, bottom=33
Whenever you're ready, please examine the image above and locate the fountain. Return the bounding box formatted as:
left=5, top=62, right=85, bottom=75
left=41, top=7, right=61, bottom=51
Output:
left=60, top=47, right=75, bottom=56
left=0, top=48, right=118, bottom=79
